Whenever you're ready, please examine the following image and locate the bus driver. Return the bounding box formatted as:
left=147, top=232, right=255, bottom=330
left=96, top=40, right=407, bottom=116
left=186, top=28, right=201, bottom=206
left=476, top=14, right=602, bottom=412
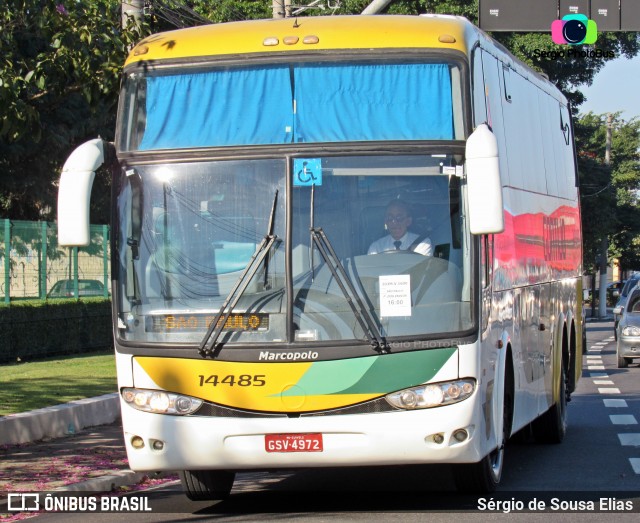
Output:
left=367, top=199, right=432, bottom=256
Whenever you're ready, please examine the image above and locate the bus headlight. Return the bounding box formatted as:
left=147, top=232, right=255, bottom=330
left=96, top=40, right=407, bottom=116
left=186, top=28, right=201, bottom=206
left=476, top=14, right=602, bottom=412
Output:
left=122, top=388, right=202, bottom=415
left=385, top=379, right=475, bottom=410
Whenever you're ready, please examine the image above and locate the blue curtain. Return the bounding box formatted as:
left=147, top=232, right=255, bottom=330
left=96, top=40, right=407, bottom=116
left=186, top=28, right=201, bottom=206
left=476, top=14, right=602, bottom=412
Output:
left=294, top=63, right=453, bottom=142
left=139, top=66, right=293, bottom=150
left=138, top=63, right=453, bottom=150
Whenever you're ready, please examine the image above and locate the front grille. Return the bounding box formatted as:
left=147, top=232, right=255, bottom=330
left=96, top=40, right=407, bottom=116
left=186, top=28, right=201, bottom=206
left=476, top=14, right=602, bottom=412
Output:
left=192, top=397, right=398, bottom=418
left=302, top=397, right=397, bottom=416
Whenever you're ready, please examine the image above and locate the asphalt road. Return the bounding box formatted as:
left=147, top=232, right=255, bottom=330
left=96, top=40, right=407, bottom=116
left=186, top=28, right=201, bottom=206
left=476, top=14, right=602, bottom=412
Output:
left=34, top=319, right=640, bottom=522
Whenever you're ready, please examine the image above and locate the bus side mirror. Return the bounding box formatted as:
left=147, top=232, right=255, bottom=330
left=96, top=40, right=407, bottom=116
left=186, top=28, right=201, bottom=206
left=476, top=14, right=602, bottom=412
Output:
left=465, top=124, right=505, bottom=235
left=57, top=139, right=105, bottom=246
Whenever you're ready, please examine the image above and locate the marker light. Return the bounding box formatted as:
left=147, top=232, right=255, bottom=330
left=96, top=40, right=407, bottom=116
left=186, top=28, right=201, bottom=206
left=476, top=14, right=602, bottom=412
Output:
left=133, top=45, right=149, bottom=56
left=385, top=379, right=475, bottom=410
left=122, top=388, right=202, bottom=415
left=263, top=37, right=279, bottom=46
left=438, top=34, right=456, bottom=43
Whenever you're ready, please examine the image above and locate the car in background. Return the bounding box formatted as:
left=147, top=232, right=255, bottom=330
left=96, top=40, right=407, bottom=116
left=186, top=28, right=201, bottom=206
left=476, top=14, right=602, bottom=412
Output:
left=584, top=280, right=625, bottom=305
left=613, top=275, right=640, bottom=340
left=607, top=281, right=625, bottom=304
left=615, top=286, right=640, bottom=367
left=47, top=279, right=107, bottom=298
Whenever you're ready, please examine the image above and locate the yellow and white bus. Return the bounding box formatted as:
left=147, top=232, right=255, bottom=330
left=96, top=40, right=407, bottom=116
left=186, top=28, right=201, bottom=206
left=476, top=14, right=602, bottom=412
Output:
left=58, top=14, right=583, bottom=497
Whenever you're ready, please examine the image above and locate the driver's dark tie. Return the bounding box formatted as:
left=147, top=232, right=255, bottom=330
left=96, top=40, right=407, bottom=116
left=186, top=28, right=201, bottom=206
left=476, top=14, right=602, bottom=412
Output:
left=394, top=240, right=402, bottom=250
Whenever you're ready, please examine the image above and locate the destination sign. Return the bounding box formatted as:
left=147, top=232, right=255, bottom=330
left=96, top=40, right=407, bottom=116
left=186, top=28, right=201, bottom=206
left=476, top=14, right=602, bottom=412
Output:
left=148, top=313, right=269, bottom=333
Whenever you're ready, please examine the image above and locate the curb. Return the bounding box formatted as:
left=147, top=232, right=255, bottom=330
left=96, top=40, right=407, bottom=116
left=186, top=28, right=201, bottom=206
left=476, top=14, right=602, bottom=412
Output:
left=54, top=470, right=170, bottom=493
left=0, top=393, right=120, bottom=446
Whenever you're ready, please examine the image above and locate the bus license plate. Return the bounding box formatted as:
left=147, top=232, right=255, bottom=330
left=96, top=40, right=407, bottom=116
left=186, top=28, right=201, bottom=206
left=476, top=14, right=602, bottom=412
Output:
left=265, top=433, right=323, bottom=453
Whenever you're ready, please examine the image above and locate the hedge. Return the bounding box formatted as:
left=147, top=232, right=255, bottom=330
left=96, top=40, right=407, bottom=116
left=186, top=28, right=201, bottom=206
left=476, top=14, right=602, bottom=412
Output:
left=0, top=298, right=113, bottom=363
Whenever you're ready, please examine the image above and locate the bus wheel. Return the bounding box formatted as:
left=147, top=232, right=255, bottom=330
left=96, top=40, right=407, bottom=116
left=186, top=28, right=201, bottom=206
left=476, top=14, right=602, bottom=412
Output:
left=179, top=470, right=235, bottom=501
left=454, top=436, right=504, bottom=493
left=532, top=365, right=567, bottom=444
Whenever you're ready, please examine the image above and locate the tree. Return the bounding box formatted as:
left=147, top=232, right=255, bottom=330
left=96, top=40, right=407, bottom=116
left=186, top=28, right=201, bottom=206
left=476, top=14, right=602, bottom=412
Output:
left=576, top=113, right=640, bottom=273
left=0, top=1, right=144, bottom=223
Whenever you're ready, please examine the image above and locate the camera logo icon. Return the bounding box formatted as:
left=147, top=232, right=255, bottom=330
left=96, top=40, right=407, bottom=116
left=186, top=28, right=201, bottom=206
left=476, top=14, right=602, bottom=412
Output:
left=551, top=14, right=597, bottom=45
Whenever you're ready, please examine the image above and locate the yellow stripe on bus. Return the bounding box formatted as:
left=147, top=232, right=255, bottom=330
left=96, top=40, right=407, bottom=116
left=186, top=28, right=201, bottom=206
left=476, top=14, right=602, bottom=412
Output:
left=134, top=356, right=381, bottom=412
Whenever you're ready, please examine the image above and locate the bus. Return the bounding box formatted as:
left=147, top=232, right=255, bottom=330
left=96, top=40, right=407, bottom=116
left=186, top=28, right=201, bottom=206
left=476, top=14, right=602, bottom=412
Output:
left=58, top=14, right=583, bottom=497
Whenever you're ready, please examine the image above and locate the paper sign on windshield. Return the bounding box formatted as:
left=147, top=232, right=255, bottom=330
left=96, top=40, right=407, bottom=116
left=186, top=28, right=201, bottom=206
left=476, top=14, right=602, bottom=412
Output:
left=379, top=275, right=411, bottom=317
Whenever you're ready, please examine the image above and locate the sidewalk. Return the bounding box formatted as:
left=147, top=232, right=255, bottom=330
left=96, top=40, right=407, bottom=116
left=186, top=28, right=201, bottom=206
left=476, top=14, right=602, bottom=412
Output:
left=0, top=396, right=177, bottom=514
left=584, top=306, right=614, bottom=322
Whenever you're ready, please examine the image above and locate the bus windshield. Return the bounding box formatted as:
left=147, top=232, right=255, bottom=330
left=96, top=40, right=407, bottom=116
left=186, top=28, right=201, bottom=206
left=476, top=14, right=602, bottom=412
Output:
left=118, top=60, right=464, bottom=150
left=115, top=155, right=472, bottom=346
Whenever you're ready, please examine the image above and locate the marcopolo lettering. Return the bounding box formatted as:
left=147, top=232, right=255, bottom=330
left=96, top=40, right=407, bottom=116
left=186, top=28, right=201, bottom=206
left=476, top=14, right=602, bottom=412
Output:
left=259, top=351, right=319, bottom=361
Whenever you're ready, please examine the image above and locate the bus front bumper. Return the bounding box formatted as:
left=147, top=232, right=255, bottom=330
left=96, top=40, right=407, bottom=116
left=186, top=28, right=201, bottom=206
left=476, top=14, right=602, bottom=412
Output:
left=120, top=398, right=488, bottom=472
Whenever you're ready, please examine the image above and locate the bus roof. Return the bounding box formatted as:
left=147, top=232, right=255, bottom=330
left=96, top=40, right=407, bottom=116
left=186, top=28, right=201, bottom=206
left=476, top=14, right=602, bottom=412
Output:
left=125, top=15, right=474, bottom=66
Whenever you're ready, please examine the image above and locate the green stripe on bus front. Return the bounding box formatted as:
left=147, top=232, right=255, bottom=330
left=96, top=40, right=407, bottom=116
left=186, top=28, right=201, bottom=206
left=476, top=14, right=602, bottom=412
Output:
left=279, top=348, right=456, bottom=397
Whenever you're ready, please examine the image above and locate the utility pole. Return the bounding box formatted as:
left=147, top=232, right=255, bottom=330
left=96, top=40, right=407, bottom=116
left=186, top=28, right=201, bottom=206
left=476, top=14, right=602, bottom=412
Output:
left=273, top=0, right=292, bottom=19
left=598, top=113, right=613, bottom=318
left=122, top=0, right=143, bottom=29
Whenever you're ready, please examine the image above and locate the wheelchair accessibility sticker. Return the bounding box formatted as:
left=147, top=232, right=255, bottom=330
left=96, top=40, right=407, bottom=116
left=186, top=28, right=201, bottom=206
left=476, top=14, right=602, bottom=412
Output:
left=293, top=158, right=322, bottom=186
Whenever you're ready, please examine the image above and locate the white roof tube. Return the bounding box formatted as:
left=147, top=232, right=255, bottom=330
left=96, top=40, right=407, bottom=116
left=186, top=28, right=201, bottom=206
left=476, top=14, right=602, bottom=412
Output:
left=57, top=138, right=105, bottom=246
left=361, top=1, right=394, bottom=14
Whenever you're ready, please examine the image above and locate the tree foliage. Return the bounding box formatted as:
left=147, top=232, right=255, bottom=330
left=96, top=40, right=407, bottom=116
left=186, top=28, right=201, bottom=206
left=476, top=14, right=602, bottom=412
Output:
left=0, top=0, right=144, bottom=222
left=576, top=113, right=640, bottom=271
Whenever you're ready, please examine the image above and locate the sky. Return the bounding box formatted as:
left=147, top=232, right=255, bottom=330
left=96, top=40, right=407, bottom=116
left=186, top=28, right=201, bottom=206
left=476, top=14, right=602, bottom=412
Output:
left=579, top=53, right=640, bottom=119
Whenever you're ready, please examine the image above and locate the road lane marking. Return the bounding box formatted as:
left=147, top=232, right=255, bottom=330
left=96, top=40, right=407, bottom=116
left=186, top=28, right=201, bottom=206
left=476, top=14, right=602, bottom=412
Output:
left=594, top=380, right=614, bottom=385
left=604, top=399, right=628, bottom=407
left=589, top=366, right=606, bottom=370
left=610, top=415, right=638, bottom=425
left=590, top=372, right=608, bottom=377
left=598, top=388, right=621, bottom=394
left=618, top=434, right=640, bottom=446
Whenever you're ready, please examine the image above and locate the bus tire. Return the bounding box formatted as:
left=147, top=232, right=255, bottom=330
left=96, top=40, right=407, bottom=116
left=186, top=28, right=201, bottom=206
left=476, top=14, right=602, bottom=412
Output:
left=179, top=470, right=235, bottom=501
left=454, top=410, right=506, bottom=492
left=532, top=365, right=567, bottom=444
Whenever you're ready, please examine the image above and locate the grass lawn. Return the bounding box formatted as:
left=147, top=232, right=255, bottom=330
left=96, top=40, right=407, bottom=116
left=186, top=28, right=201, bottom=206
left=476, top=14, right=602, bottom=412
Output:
left=0, top=351, right=117, bottom=416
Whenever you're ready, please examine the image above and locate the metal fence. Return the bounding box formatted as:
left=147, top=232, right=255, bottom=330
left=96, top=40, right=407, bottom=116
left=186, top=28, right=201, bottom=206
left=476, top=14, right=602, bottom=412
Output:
left=0, top=219, right=110, bottom=303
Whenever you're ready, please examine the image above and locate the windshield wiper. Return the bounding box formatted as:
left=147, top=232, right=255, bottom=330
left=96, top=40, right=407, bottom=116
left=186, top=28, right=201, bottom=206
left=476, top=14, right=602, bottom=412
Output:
left=199, top=190, right=279, bottom=358
left=309, top=226, right=389, bottom=354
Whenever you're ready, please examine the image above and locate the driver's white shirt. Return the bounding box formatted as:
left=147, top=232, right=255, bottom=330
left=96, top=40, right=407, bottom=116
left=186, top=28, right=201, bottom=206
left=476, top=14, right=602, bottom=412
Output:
left=367, top=232, right=432, bottom=256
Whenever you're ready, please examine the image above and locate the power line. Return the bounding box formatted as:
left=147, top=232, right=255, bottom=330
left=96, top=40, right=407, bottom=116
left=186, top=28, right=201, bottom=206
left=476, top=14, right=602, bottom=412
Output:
left=146, top=0, right=213, bottom=28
